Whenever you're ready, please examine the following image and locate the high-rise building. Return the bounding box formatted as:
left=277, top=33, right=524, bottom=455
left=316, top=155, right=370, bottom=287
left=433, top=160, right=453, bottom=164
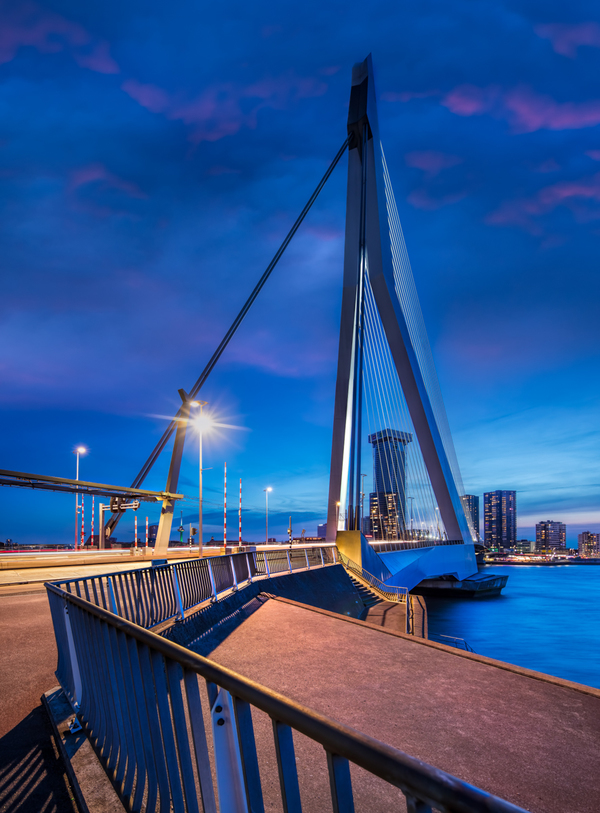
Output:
left=577, top=531, right=599, bottom=556
left=535, top=520, right=566, bottom=552
left=462, top=495, right=480, bottom=540
left=483, top=491, right=516, bottom=550
left=368, top=428, right=412, bottom=540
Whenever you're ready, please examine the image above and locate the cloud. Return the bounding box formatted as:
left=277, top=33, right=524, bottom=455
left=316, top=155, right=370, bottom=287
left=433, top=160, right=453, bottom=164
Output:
left=407, top=188, right=467, bottom=210
left=405, top=150, right=463, bottom=177
left=586, top=150, right=600, bottom=161
left=535, top=22, right=600, bottom=58
left=121, top=73, right=328, bottom=144
left=0, top=0, right=119, bottom=73
left=73, top=40, right=119, bottom=74
left=442, top=84, right=600, bottom=133
left=486, top=172, right=600, bottom=233
left=69, top=163, right=145, bottom=198
left=381, top=90, right=439, bottom=103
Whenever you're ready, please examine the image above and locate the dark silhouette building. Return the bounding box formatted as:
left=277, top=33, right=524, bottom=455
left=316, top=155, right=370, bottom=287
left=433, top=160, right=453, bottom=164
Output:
left=368, top=429, right=412, bottom=540
left=484, top=490, right=516, bottom=549
left=462, top=494, right=480, bottom=541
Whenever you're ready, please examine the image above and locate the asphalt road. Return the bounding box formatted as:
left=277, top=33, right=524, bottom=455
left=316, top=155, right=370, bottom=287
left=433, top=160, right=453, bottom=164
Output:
left=0, top=590, right=77, bottom=813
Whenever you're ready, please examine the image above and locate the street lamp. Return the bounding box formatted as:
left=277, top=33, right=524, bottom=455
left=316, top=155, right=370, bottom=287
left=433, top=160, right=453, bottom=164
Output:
left=73, top=446, right=87, bottom=550
left=264, top=487, right=272, bottom=545
left=407, top=496, right=414, bottom=539
left=191, top=401, right=211, bottom=557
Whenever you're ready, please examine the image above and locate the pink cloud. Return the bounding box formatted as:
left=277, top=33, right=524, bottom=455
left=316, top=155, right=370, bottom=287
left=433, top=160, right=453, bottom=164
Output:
left=407, top=188, right=467, bottom=210
left=586, top=150, right=600, bottom=161
left=68, top=163, right=146, bottom=218
left=73, top=40, right=119, bottom=74
left=442, top=85, right=500, bottom=116
left=381, top=90, right=439, bottom=103
left=0, top=1, right=118, bottom=73
left=122, top=73, right=328, bottom=144
left=442, top=83, right=600, bottom=133
left=486, top=172, right=600, bottom=233
left=405, top=150, right=463, bottom=177
left=535, top=22, right=600, bottom=58
left=121, top=79, right=171, bottom=114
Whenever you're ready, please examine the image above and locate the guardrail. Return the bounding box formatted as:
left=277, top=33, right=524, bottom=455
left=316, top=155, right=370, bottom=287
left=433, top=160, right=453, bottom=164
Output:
left=53, top=546, right=338, bottom=630
left=370, top=538, right=464, bottom=553
left=46, top=582, right=527, bottom=813
left=428, top=633, right=475, bottom=652
left=337, top=551, right=413, bottom=634
left=337, top=551, right=408, bottom=603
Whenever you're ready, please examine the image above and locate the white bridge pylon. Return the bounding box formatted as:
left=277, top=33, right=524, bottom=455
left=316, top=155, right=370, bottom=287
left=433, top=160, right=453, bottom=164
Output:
left=326, top=55, right=476, bottom=547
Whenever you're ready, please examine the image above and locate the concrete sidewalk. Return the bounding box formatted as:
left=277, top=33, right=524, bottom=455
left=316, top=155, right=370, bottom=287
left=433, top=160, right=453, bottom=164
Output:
left=200, top=596, right=600, bottom=813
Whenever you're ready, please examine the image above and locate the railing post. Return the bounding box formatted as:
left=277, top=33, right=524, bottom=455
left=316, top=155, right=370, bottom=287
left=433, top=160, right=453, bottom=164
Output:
left=171, top=566, right=185, bottom=620
left=246, top=553, right=253, bottom=583
left=230, top=555, right=238, bottom=591
left=208, top=684, right=249, bottom=813
left=107, top=576, right=119, bottom=615
left=207, top=559, right=218, bottom=601
left=406, top=593, right=412, bottom=635
left=286, top=550, right=292, bottom=573
left=327, top=751, right=355, bottom=813
left=263, top=552, right=270, bottom=578
left=63, top=600, right=82, bottom=710
left=319, top=547, right=325, bottom=567
left=304, top=548, right=310, bottom=569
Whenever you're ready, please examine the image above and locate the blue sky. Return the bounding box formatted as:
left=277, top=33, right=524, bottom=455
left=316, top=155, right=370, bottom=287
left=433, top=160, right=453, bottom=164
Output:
left=1, top=0, right=599, bottom=544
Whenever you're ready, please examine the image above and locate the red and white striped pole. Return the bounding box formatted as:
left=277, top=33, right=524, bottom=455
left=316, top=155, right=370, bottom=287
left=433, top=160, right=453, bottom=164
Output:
left=91, top=496, right=94, bottom=548
left=223, top=462, right=227, bottom=548
left=81, top=496, right=85, bottom=548
left=239, top=478, right=242, bottom=543
left=135, top=515, right=138, bottom=549
left=145, top=516, right=148, bottom=549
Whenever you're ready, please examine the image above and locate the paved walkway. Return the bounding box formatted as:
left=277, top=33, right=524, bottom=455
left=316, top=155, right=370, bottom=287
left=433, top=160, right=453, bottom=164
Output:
left=204, top=596, right=600, bottom=813
left=0, top=593, right=77, bottom=812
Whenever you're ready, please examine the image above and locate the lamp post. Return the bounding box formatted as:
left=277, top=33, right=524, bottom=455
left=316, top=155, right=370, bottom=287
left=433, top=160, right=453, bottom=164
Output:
left=264, top=487, right=272, bottom=545
left=73, top=446, right=87, bottom=550
left=191, top=401, right=208, bottom=556
left=407, top=496, right=414, bottom=539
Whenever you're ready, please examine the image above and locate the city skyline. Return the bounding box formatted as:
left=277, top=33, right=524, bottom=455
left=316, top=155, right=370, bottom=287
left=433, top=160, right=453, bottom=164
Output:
left=1, top=2, right=600, bottom=545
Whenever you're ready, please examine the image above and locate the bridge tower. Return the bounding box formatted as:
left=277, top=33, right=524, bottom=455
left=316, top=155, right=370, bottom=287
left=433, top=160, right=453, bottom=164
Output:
left=326, top=55, right=475, bottom=549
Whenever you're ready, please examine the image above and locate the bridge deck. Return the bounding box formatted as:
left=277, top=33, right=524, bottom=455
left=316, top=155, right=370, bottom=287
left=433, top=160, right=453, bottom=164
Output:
left=203, top=596, right=599, bottom=813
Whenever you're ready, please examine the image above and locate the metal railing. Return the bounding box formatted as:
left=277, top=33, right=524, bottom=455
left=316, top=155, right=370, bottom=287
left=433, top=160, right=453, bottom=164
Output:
left=337, top=551, right=408, bottom=603
left=370, top=539, right=464, bottom=553
left=46, top=582, right=527, bottom=813
left=53, top=546, right=338, bottom=630
left=428, top=633, right=475, bottom=652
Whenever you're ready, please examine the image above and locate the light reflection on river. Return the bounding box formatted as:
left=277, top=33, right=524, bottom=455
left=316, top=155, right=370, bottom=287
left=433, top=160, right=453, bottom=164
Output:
left=425, top=565, right=600, bottom=689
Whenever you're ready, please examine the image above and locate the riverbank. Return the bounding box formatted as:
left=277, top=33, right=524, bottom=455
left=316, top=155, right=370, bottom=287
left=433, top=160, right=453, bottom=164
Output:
left=427, top=564, right=600, bottom=689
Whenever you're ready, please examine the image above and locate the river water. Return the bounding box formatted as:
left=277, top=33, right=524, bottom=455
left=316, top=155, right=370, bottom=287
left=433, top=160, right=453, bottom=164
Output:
left=425, top=564, right=600, bottom=689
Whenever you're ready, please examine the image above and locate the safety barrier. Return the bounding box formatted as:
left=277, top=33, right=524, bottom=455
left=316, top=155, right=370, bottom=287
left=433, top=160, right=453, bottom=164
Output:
left=336, top=550, right=408, bottom=603
left=46, top=582, right=528, bottom=813
left=370, top=538, right=464, bottom=553
left=53, top=546, right=338, bottom=630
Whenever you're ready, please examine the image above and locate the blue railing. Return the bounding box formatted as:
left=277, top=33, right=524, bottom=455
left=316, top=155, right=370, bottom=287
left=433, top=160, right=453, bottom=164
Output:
left=53, top=546, right=338, bottom=629
left=46, top=580, right=528, bottom=813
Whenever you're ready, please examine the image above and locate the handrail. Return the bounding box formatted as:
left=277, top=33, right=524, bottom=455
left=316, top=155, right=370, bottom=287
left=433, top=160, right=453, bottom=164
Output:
left=428, top=633, right=475, bottom=653
left=337, top=550, right=408, bottom=603
left=52, top=545, right=339, bottom=630
left=370, top=538, right=464, bottom=553
left=46, top=581, right=528, bottom=813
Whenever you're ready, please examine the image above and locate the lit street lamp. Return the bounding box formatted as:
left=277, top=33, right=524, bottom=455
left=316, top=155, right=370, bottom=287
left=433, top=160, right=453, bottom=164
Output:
left=264, top=487, right=272, bottom=544
left=191, top=401, right=211, bottom=557
left=73, top=446, right=87, bottom=550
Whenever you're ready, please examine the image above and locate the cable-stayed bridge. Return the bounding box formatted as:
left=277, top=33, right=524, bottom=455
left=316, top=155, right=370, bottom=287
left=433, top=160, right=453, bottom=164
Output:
left=4, top=55, right=495, bottom=596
